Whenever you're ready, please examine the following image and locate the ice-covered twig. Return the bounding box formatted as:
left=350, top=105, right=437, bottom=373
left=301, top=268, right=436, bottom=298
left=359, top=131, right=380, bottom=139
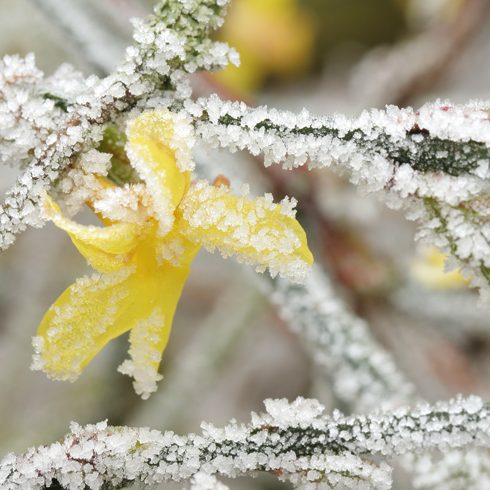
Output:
left=0, top=0, right=236, bottom=250
left=190, top=95, right=490, bottom=297
left=1, top=396, right=489, bottom=490
left=192, top=95, right=490, bottom=175
left=265, top=266, right=415, bottom=412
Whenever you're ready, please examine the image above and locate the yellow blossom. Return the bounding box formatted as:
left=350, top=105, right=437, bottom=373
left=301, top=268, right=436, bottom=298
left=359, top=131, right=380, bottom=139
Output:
left=214, top=0, right=314, bottom=94
left=32, top=111, right=313, bottom=399
left=411, top=247, right=469, bottom=290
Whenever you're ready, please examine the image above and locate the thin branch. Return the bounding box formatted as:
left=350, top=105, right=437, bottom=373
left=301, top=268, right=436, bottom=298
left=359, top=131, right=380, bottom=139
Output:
left=192, top=95, right=490, bottom=176
left=29, top=0, right=128, bottom=74
left=1, top=396, right=489, bottom=489
left=190, top=95, right=490, bottom=297
left=264, top=266, right=415, bottom=412
left=351, top=0, right=490, bottom=107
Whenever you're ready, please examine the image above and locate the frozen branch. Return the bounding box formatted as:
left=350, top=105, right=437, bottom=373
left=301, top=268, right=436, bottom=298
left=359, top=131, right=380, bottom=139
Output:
left=350, top=0, right=489, bottom=106
left=192, top=95, right=490, bottom=175
left=190, top=95, right=490, bottom=298
left=265, top=266, right=415, bottom=412
left=1, top=396, right=489, bottom=490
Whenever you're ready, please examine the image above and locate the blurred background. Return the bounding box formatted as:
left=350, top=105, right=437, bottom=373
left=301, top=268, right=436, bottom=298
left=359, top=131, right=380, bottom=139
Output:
left=1, top=0, right=490, bottom=488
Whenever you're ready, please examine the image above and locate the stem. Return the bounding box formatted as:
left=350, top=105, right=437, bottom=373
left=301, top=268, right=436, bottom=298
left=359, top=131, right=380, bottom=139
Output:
left=1, top=396, right=488, bottom=489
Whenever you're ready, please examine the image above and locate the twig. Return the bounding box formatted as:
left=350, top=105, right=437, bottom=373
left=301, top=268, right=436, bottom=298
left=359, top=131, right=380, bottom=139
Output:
left=190, top=95, right=490, bottom=297
left=351, top=0, right=490, bottom=106
left=1, top=396, right=488, bottom=490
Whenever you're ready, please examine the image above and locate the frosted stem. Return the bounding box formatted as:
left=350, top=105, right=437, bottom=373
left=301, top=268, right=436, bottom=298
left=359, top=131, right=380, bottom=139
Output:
left=190, top=95, right=490, bottom=298
left=265, top=266, right=415, bottom=412
left=1, top=396, right=488, bottom=490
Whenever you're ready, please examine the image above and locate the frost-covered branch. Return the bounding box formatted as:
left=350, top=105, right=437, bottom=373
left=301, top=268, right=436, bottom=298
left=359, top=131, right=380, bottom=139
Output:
left=0, top=0, right=236, bottom=250
left=192, top=95, right=490, bottom=175
left=190, top=96, right=490, bottom=297
left=265, top=266, right=415, bottom=412
left=350, top=0, right=489, bottom=106
left=1, top=396, right=489, bottom=490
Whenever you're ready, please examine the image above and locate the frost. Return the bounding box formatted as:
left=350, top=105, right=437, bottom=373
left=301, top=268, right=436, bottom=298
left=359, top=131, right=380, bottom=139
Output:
left=1, top=396, right=488, bottom=489
left=265, top=266, right=415, bottom=412
left=192, top=95, right=490, bottom=299
left=0, top=0, right=234, bottom=249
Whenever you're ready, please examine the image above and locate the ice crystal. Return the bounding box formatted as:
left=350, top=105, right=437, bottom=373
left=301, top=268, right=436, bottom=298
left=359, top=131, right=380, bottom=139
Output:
left=189, top=472, right=230, bottom=490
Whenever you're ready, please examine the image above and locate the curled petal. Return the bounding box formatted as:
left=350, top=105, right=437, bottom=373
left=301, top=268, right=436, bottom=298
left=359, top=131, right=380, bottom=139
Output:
left=43, top=194, right=143, bottom=273
left=126, top=111, right=192, bottom=236
left=32, top=266, right=138, bottom=381
left=178, top=180, right=313, bottom=281
left=118, top=257, right=197, bottom=399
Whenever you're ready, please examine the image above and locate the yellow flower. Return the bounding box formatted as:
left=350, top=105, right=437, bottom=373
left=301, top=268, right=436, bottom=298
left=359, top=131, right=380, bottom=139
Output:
left=32, top=111, right=313, bottom=399
left=411, top=247, right=469, bottom=290
left=214, top=0, right=314, bottom=94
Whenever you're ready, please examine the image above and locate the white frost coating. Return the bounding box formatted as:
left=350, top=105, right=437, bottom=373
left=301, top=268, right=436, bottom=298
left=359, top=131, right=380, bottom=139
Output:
left=0, top=0, right=235, bottom=250
left=117, top=308, right=166, bottom=400
left=407, top=449, right=490, bottom=489
left=189, top=472, right=230, bottom=490
left=1, top=396, right=490, bottom=490
left=262, top=397, right=326, bottom=429
left=92, top=183, right=153, bottom=224
left=125, top=145, right=178, bottom=235
left=190, top=95, right=490, bottom=298
left=58, top=149, right=112, bottom=217
left=179, top=180, right=311, bottom=282
left=125, top=110, right=196, bottom=236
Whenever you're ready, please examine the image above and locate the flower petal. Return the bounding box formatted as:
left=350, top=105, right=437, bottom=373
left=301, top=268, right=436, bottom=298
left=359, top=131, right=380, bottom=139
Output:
left=118, top=248, right=198, bottom=399
left=43, top=194, right=143, bottom=273
left=126, top=111, right=191, bottom=236
left=178, top=180, right=313, bottom=281
left=32, top=266, right=138, bottom=381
